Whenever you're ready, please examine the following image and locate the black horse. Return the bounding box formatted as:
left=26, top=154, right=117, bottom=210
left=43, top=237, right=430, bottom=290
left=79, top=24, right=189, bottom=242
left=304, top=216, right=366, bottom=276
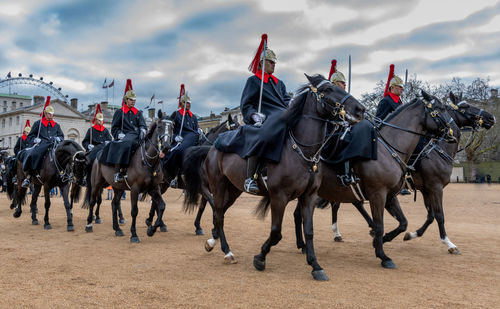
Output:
left=13, top=140, right=86, bottom=231
left=144, top=114, right=240, bottom=234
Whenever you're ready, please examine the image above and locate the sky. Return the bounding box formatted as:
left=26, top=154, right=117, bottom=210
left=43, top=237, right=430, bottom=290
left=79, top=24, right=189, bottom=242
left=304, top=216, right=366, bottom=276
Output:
left=0, top=0, right=499, bottom=116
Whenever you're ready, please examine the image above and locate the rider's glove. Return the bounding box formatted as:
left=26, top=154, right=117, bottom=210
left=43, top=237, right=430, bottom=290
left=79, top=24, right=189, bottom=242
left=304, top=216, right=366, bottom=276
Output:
left=87, top=144, right=94, bottom=151
left=140, top=128, right=147, bottom=140
left=33, top=137, right=41, bottom=144
left=197, top=128, right=204, bottom=135
left=55, top=137, right=62, bottom=143
left=118, top=133, right=125, bottom=140
left=251, top=113, right=266, bottom=127
left=174, top=135, right=183, bottom=143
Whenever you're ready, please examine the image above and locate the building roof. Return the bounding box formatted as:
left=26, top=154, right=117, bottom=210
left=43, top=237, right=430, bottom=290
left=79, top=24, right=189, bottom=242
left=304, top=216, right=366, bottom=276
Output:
left=0, top=93, right=32, bottom=100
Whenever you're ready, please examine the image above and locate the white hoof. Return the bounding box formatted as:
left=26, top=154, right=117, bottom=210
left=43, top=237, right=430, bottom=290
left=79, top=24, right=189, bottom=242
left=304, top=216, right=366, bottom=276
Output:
left=224, top=251, right=237, bottom=264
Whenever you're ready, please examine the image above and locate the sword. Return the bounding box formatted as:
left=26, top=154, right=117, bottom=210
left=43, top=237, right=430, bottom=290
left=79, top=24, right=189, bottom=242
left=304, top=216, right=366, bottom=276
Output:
left=257, top=40, right=267, bottom=114
left=403, top=69, right=408, bottom=98
left=178, top=91, right=187, bottom=139
left=348, top=54, right=352, bottom=94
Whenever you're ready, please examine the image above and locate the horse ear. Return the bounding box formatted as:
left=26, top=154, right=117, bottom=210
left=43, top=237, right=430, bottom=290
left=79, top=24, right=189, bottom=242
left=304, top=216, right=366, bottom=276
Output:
left=421, top=90, right=432, bottom=101
left=228, top=114, right=233, bottom=123
left=157, top=109, right=163, bottom=119
left=449, top=92, right=456, bottom=104
left=304, top=73, right=314, bottom=85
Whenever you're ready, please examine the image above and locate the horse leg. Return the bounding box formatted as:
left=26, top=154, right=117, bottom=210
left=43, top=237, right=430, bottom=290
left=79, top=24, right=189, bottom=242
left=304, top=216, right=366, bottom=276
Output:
left=212, top=183, right=240, bottom=263
left=382, top=196, right=408, bottom=243
left=145, top=199, right=156, bottom=227
left=351, top=201, right=375, bottom=236
left=330, top=202, right=343, bottom=242
left=94, top=194, right=103, bottom=224
left=253, top=193, right=288, bottom=273
left=146, top=189, right=166, bottom=237
left=85, top=188, right=98, bottom=233
left=129, top=190, right=140, bottom=243
left=293, top=201, right=306, bottom=253
left=369, top=195, right=396, bottom=269
left=194, top=197, right=207, bottom=235
left=112, top=189, right=124, bottom=236
left=204, top=193, right=220, bottom=252
left=43, top=186, right=52, bottom=230
left=28, top=185, right=41, bottom=225
left=118, top=199, right=126, bottom=225
left=60, top=185, right=74, bottom=232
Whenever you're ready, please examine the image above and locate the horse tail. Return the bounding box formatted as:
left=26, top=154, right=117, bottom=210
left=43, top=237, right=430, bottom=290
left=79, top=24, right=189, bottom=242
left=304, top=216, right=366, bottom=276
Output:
left=182, top=146, right=211, bottom=212
left=18, top=185, right=27, bottom=206
left=6, top=172, right=15, bottom=201
left=81, top=176, right=91, bottom=209
left=254, top=196, right=271, bottom=219
left=70, top=182, right=82, bottom=204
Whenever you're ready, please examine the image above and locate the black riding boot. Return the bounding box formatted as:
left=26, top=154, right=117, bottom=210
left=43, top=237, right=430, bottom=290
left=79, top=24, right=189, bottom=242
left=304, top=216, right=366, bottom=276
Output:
left=114, top=166, right=127, bottom=183
left=244, top=156, right=259, bottom=194
left=21, top=174, right=31, bottom=188
left=338, top=161, right=359, bottom=187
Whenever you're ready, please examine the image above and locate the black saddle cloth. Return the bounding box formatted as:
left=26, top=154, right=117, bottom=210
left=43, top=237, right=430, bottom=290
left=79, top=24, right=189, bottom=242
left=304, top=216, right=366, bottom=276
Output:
left=321, top=120, right=378, bottom=165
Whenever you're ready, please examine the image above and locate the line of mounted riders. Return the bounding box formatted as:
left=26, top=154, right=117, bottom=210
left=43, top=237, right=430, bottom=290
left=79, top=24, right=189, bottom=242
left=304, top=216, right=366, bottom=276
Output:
left=1, top=34, right=495, bottom=281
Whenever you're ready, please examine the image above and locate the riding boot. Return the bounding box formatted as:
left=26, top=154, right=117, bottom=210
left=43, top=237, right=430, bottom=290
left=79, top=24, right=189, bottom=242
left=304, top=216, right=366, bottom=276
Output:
left=121, top=167, right=128, bottom=180
left=114, top=165, right=124, bottom=183
left=244, top=156, right=259, bottom=194
left=22, top=174, right=31, bottom=188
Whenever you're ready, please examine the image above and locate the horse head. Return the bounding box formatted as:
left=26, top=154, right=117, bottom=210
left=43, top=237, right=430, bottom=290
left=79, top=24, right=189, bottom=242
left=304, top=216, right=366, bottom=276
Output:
left=156, top=110, right=174, bottom=154
left=304, top=74, right=365, bottom=124
left=449, top=91, right=496, bottom=130
left=420, top=90, right=457, bottom=141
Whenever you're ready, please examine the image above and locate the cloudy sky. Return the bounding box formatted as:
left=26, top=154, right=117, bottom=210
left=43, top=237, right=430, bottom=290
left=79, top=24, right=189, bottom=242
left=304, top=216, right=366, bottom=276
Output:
left=1, top=0, right=499, bottom=116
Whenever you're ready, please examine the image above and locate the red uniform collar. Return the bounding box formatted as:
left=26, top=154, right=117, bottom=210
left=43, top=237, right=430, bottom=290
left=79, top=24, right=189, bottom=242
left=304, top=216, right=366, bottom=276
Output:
left=388, top=92, right=402, bottom=104
left=93, top=124, right=105, bottom=132
left=122, top=105, right=138, bottom=115
left=22, top=134, right=28, bottom=141
left=178, top=108, right=193, bottom=117
left=255, top=70, right=278, bottom=84
left=41, top=117, right=55, bottom=127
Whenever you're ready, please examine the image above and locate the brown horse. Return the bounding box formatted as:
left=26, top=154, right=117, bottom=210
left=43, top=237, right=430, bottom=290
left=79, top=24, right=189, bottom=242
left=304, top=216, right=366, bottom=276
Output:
left=13, top=140, right=86, bottom=231
left=184, top=74, right=365, bottom=281
left=291, top=91, right=456, bottom=269
left=84, top=113, right=173, bottom=242
left=294, top=92, right=496, bottom=254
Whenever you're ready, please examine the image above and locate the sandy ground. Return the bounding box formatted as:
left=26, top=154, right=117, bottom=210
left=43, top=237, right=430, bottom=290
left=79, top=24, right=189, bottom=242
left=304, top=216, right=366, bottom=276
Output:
left=0, top=183, right=499, bottom=308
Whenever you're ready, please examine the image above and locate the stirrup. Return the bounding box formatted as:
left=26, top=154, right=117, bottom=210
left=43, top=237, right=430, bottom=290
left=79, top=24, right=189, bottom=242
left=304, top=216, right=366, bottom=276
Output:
left=170, top=178, right=178, bottom=189
left=399, top=189, right=411, bottom=196
left=12, top=176, right=17, bottom=185
left=21, top=178, right=31, bottom=188
left=244, top=178, right=259, bottom=194
left=114, top=173, right=124, bottom=183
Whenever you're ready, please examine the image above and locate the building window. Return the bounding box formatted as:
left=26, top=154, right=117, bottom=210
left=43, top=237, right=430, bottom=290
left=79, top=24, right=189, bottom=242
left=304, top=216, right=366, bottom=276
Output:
left=9, top=117, right=12, bottom=126
left=9, top=137, right=12, bottom=148
left=3, top=101, right=6, bottom=107
left=19, top=102, right=23, bottom=107
left=12, top=101, right=16, bottom=110
left=16, top=116, right=20, bottom=125
left=1, top=119, right=4, bottom=128
left=2, top=107, right=5, bottom=112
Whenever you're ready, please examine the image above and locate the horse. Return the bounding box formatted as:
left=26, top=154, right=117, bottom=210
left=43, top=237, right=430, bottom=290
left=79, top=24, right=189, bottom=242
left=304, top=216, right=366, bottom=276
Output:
left=144, top=114, right=240, bottom=235
left=13, top=140, right=86, bottom=231
left=84, top=112, right=173, bottom=242
left=294, top=92, right=496, bottom=255
left=183, top=74, right=366, bottom=281
left=292, top=91, right=456, bottom=269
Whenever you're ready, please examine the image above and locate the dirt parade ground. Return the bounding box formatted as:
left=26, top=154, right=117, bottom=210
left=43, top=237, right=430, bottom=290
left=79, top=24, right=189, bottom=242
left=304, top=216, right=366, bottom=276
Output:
left=0, top=183, right=499, bottom=308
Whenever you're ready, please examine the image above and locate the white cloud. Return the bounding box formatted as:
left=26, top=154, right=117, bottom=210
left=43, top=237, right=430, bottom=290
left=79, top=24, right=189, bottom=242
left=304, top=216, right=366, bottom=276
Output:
left=40, top=14, right=61, bottom=36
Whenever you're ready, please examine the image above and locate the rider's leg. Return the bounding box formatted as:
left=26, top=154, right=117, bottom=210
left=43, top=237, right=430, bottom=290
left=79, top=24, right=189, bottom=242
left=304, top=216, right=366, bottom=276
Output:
left=244, top=156, right=259, bottom=194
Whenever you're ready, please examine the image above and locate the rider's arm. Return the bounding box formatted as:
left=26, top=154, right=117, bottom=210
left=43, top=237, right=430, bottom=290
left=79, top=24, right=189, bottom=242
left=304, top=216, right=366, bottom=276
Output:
left=110, top=110, right=122, bottom=139
left=240, top=77, right=259, bottom=125
left=82, top=129, right=91, bottom=149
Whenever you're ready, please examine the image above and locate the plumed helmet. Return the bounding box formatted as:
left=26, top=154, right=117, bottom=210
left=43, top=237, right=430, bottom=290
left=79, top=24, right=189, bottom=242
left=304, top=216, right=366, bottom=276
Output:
left=124, top=90, right=136, bottom=100
left=95, top=113, right=104, bottom=121
left=24, top=126, right=31, bottom=133
left=261, top=48, right=277, bottom=63
left=330, top=71, right=346, bottom=84
left=45, top=105, right=55, bottom=114
left=180, top=93, right=191, bottom=105
left=390, top=75, right=404, bottom=88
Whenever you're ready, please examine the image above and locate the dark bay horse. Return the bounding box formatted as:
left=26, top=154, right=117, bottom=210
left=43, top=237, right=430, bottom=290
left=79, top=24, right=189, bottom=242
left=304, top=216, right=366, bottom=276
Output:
left=144, top=114, right=240, bottom=235
left=13, top=140, right=86, bottom=231
left=184, top=74, right=366, bottom=281
left=294, top=91, right=455, bottom=269
left=84, top=114, right=173, bottom=242
left=296, top=93, right=496, bottom=255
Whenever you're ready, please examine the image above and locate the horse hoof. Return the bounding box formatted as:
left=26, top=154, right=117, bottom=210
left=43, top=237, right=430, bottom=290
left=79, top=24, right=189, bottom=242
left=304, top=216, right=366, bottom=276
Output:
left=95, top=218, right=102, bottom=224
left=224, top=253, right=237, bottom=264
left=10, top=205, right=15, bottom=209
left=205, top=239, right=216, bottom=252
left=403, top=232, right=412, bottom=241
left=381, top=260, right=397, bottom=269
left=253, top=255, right=265, bottom=271
left=195, top=228, right=204, bottom=235
left=334, top=236, right=344, bottom=242
left=301, top=247, right=306, bottom=254
left=32, top=220, right=39, bottom=225
left=85, top=225, right=93, bottom=233
left=147, top=226, right=155, bottom=237
left=312, top=269, right=329, bottom=281
left=13, top=210, right=22, bottom=218
left=448, top=247, right=461, bottom=255
left=92, top=215, right=96, bottom=221
left=160, top=225, right=168, bottom=232
left=44, top=224, right=52, bottom=230
left=67, top=225, right=75, bottom=232
left=119, top=219, right=126, bottom=225
left=115, top=230, right=124, bottom=237
left=130, top=236, right=141, bottom=243
left=145, top=219, right=152, bottom=227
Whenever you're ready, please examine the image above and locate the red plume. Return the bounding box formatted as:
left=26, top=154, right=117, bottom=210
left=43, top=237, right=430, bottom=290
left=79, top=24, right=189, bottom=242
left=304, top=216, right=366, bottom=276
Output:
left=121, top=79, right=133, bottom=106
left=328, top=59, right=337, bottom=80
left=92, top=103, right=103, bottom=125
left=40, top=96, right=51, bottom=117
left=178, top=84, right=185, bottom=109
left=383, top=64, right=395, bottom=97
left=23, top=119, right=31, bottom=134
left=248, top=33, right=268, bottom=74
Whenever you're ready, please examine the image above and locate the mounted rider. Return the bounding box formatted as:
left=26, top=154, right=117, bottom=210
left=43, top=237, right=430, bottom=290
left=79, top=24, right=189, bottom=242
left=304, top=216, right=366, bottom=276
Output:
left=376, top=64, right=404, bottom=120
left=164, top=84, right=202, bottom=188
left=214, top=34, right=292, bottom=194
left=82, top=103, right=112, bottom=168
left=20, top=97, right=64, bottom=188
left=328, top=59, right=347, bottom=90
left=8, top=120, right=32, bottom=184
left=99, top=79, right=147, bottom=183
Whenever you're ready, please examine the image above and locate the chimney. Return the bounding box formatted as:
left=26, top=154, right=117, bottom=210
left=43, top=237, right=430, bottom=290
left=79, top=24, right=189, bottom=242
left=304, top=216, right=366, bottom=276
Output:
left=70, top=98, right=78, bottom=109
left=101, top=101, right=108, bottom=110
left=148, top=108, right=156, bottom=119
left=33, top=95, right=44, bottom=105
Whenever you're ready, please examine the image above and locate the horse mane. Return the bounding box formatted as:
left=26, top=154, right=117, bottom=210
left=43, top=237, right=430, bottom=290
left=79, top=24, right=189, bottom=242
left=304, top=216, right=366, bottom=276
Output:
left=281, top=74, right=326, bottom=128
left=57, top=140, right=84, bottom=153
left=382, top=97, right=421, bottom=123
left=208, top=121, right=227, bottom=134
left=146, top=121, right=158, bottom=140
